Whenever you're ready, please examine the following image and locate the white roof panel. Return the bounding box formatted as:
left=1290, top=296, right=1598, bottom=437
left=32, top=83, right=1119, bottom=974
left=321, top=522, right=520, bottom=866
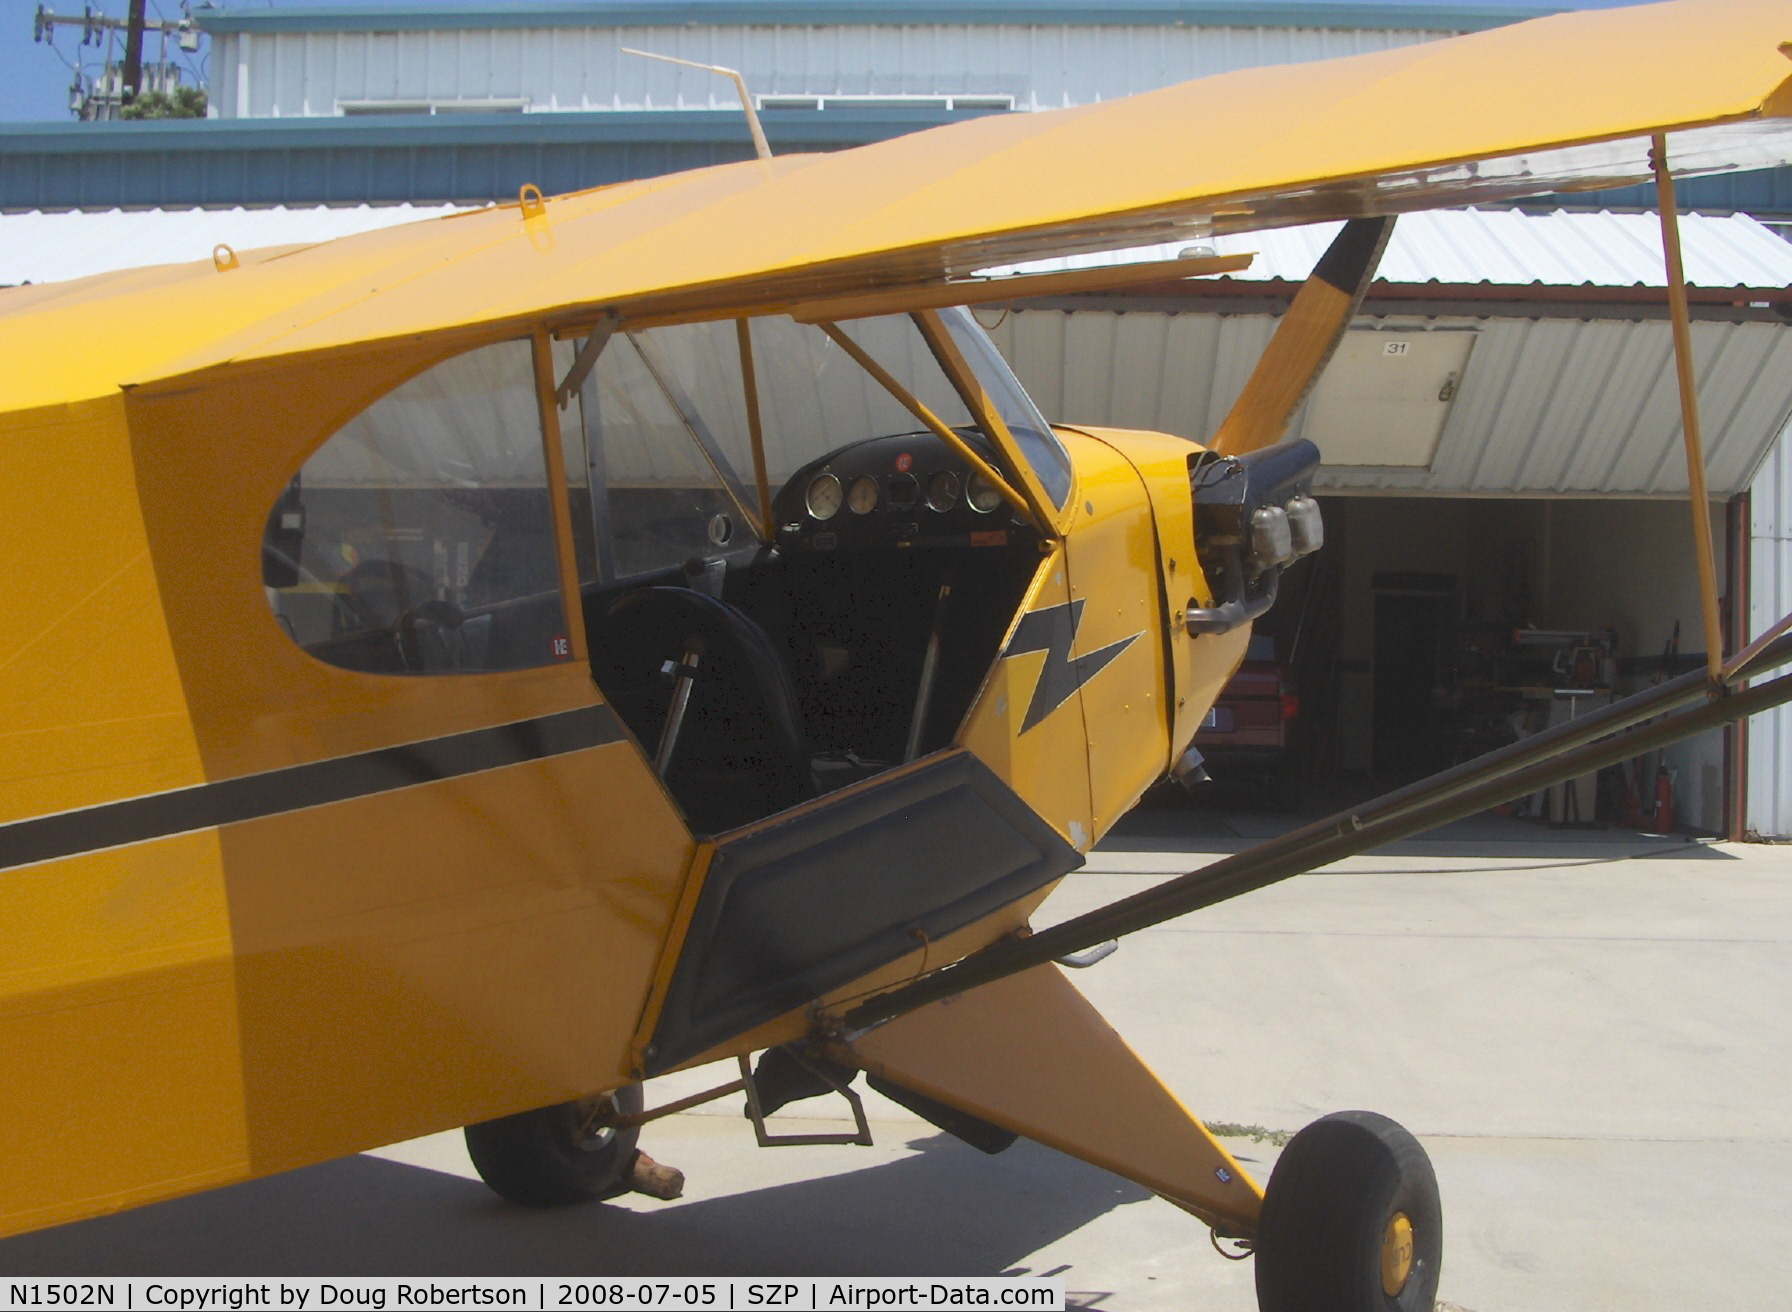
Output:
left=0, top=204, right=472, bottom=288
left=994, top=208, right=1792, bottom=289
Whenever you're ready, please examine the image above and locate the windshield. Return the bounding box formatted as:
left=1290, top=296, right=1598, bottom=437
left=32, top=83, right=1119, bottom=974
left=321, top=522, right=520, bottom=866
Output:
left=744, top=314, right=974, bottom=487
left=937, top=306, right=1072, bottom=509
left=563, top=309, right=1072, bottom=583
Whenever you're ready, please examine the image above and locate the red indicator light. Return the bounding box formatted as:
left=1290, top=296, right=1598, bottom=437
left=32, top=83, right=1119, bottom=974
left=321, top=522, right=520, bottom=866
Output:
left=894, top=452, right=914, bottom=472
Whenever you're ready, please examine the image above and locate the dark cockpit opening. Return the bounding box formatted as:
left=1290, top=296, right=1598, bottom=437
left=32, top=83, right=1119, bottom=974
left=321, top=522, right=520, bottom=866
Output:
left=579, top=426, right=1042, bottom=834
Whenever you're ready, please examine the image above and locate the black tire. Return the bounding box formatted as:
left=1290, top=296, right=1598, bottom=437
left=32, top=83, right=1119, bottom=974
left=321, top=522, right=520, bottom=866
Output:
left=464, top=1085, right=644, bottom=1208
left=1254, top=1110, right=1442, bottom=1312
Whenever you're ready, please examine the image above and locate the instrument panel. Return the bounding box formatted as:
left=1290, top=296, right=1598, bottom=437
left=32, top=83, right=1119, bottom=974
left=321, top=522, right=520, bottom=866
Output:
left=774, top=431, right=1031, bottom=553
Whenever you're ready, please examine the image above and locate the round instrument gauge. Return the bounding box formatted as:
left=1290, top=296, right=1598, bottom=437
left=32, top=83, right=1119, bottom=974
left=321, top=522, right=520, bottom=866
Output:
left=925, top=470, right=961, bottom=513
left=805, top=473, right=843, bottom=521
left=967, top=470, right=1006, bottom=514
left=847, top=474, right=880, bottom=515
left=886, top=472, right=920, bottom=511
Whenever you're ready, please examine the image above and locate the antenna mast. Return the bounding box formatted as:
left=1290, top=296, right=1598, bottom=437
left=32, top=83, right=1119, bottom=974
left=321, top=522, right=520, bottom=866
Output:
left=621, top=47, right=773, bottom=163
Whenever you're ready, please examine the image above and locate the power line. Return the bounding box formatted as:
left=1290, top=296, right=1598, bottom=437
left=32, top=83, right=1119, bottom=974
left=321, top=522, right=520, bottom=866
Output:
left=32, top=2, right=206, bottom=117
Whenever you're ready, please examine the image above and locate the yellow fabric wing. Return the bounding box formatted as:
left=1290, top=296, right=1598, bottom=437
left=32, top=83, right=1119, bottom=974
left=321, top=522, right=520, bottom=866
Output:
left=3, top=0, right=1790, bottom=407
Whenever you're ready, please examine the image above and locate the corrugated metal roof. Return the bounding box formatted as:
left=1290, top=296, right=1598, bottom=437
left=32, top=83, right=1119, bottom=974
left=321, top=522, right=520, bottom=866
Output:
left=988, top=308, right=1792, bottom=499
left=995, top=209, right=1792, bottom=289
left=0, top=204, right=470, bottom=286
left=0, top=110, right=965, bottom=209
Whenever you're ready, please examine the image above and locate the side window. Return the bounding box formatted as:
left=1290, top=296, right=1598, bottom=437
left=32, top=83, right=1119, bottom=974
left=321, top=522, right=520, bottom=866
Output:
left=262, top=339, right=570, bottom=675
left=576, top=331, right=749, bottom=582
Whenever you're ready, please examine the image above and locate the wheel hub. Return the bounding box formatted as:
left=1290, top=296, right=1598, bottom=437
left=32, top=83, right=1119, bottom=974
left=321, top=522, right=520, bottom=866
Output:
left=573, top=1094, right=621, bottom=1152
left=1380, top=1212, right=1415, bottom=1296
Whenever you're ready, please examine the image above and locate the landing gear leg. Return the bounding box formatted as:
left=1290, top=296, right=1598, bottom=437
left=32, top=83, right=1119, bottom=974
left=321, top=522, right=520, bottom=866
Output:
left=837, top=963, right=1262, bottom=1230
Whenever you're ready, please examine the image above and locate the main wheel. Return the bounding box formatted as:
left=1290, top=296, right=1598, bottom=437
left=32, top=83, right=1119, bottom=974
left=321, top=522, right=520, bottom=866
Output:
left=1254, top=1110, right=1441, bottom=1312
left=464, top=1085, right=644, bottom=1208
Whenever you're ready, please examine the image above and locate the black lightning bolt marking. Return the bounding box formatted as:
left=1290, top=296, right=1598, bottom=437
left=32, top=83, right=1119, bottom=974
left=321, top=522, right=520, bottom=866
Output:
left=1004, top=599, right=1142, bottom=734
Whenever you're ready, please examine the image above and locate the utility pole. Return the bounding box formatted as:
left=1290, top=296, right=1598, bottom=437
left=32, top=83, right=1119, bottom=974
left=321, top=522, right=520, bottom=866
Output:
left=33, top=3, right=203, bottom=119
left=121, top=0, right=147, bottom=102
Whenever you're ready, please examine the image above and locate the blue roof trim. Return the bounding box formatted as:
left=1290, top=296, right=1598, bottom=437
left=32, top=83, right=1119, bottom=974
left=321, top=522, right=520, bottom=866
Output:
left=1545, top=171, right=1792, bottom=218
left=0, top=108, right=991, bottom=155
left=0, top=109, right=978, bottom=207
left=197, top=0, right=1554, bottom=36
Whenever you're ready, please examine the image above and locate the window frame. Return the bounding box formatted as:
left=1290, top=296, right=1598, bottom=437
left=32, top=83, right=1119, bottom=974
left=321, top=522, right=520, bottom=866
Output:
left=261, top=331, right=588, bottom=678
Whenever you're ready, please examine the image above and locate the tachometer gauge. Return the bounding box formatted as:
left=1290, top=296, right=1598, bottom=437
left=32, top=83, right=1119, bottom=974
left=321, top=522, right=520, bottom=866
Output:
left=806, top=473, right=843, bottom=521
left=848, top=474, right=880, bottom=515
left=925, top=470, right=960, bottom=513
left=967, top=470, right=1006, bottom=513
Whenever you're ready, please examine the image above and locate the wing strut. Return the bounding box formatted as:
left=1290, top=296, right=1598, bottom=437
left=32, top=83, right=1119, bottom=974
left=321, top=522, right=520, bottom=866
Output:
left=1210, top=216, right=1395, bottom=457
left=842, top=630, right=1792, bottom=1033
left=1653, top=135, right=1726, bottom=683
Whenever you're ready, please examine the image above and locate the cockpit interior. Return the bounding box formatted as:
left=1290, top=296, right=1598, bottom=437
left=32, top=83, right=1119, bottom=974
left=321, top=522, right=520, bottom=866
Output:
left=262, top=307, right=1071, bottom=835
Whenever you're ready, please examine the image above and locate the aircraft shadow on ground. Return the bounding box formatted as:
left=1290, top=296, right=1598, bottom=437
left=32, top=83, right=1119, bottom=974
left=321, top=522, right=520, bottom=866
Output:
left=0, top=1133, right=1150, bottom=1288
left=1105, top=803, right=1738, bottom=864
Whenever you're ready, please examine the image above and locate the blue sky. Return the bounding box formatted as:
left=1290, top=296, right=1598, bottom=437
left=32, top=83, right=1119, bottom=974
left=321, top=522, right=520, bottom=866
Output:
left=0, top=0, right=1643, bottom=124
left=3, top=0, right=213, bottom=120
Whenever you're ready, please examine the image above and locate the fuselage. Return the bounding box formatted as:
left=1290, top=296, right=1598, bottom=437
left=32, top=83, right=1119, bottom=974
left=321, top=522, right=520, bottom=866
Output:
left=0, top=291, right=1258, bottom=1237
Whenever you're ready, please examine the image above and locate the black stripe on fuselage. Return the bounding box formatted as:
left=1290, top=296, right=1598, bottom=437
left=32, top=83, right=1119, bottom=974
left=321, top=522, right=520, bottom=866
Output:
left=0, top=704, right=625, bottom=873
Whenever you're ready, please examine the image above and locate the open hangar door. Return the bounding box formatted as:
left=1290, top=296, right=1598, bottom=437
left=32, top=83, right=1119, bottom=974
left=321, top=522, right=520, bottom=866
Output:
left=1280, top=494, right=1741, bottom=835
left=989, top=214, right=1792, bottom=832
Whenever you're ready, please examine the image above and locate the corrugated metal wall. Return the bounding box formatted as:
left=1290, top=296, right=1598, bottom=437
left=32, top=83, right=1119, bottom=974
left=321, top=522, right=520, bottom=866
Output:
left=1748, top=427, right=1792, bottom=836
left=211, top=23, right=1442, bottom=118
left=989, top=310, right=1792, bottom=499
left=0, top=111, right=923, bottom=209
left=0, top=134, right=752, bottom=209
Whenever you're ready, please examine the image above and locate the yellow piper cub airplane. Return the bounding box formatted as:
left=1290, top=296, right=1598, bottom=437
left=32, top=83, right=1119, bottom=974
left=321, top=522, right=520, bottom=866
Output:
left=6, top=2, right=1792, bottom=1308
